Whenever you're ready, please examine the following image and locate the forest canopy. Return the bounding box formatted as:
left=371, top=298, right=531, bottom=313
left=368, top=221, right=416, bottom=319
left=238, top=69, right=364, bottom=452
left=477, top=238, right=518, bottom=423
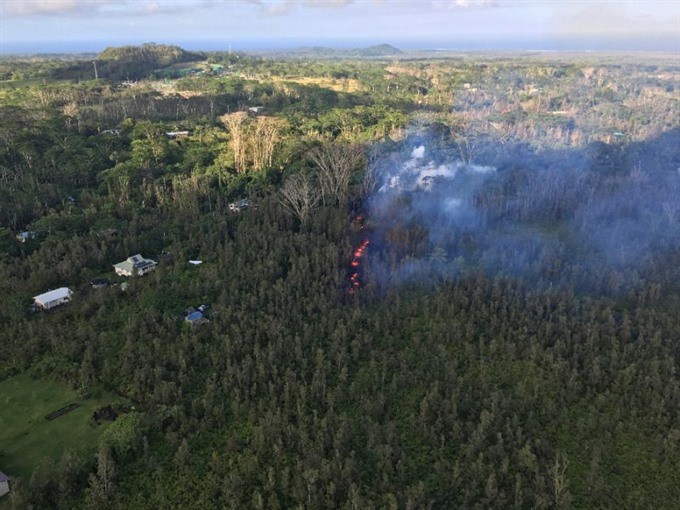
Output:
left=0, top=46, right=678, bottom=509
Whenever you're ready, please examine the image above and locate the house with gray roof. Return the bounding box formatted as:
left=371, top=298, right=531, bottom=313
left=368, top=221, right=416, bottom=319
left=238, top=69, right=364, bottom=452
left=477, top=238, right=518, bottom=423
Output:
left=33, top=287, right=73, bottom=310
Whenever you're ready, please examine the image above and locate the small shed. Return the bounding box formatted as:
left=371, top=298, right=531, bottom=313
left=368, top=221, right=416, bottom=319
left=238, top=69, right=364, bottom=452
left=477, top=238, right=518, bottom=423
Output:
left=33, top=288, right=73, bottom=310
left=16, top=231, right=34, bottom=243
left=185, top=308, right=209, bottom=326
left=186, top=311, right=203, bottom=323
left=0, top=471, right=9, bottom=497
left=228, top=198, right=252, bottom=212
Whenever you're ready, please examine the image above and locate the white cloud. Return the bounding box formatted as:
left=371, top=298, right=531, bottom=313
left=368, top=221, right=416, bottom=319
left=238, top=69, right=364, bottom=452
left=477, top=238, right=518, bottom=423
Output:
left=303, top=0, right=353, bottom=7
left=3, top=0, right=196, bottom=17
left=245, top=0, right=355, bottom=16
left=5, top=0, right=110, bottom=16
left=552, top=1, right=679, bottom=36
left=433, top=0, right=499, bottom=9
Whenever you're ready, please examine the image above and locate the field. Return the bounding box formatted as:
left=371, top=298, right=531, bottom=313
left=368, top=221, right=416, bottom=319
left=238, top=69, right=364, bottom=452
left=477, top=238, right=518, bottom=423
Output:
left=270, top=75, right=363, bottom=93
left=0, top=374, right=119, bottom=478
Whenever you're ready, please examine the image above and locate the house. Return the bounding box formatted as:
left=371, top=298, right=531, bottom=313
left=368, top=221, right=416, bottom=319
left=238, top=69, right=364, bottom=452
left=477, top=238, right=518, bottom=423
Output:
left=33, top=287, right=73, bottom=310
left=15, top=231, right=35, bottom=243
left=113, top=254, right=157, bottom=277
left=228, top=198, right=252, bottom=212
left=185, top=306, right=210, bottom=326
left=185, top=310, right=204, bottom=324
left=166, top=131, right=189, bottom=139
left=248, top=106, right=264, bottom=113
left=90, top=278, right=110, bottom=289
left=0, top=471, right=9, bottom=498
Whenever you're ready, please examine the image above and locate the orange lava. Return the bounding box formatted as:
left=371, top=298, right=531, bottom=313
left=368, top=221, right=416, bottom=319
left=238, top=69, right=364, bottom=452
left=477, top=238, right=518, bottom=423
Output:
left=348, top=214, right=371, bottom=294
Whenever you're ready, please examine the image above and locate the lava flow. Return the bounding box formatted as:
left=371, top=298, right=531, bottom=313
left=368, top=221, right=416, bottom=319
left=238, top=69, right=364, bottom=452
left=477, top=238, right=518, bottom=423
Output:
left=348, top=214, right=371, bottom=294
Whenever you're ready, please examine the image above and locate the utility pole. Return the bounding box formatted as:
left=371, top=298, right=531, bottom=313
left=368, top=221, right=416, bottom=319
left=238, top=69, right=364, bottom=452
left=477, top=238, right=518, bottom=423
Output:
left=92, top=61, right=98, bottom=80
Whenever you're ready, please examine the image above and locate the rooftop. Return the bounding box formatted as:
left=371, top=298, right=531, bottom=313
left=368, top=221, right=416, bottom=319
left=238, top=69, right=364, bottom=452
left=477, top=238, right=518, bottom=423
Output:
left=114, top=254, right=157, bottom=273
left=33, top=287, right=72, bottom=303
left=186, top=311, right=203, bottom=322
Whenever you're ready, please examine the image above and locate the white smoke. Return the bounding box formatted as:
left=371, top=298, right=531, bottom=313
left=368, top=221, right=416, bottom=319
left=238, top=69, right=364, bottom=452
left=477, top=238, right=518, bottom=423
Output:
left=379, top=144, right=496, bottom=193
left=411, top=145, right=426, bottom=159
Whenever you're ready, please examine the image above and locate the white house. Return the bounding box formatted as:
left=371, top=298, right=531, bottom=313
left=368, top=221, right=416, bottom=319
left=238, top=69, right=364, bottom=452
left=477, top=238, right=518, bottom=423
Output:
left=114, top=254, right=157, bottom=277
left=0, top=471, right=9, bottom=498
left=33, top=288, right=73, bottom=310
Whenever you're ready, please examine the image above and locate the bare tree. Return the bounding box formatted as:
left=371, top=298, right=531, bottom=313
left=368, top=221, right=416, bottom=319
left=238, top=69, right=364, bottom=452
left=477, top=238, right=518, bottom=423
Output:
left=279, top=173, right=321, bottom=224
left=455, top=133, right=478, bottom=165
left=62, top=101, right=80, bottom=131
left=361, top=146, right=386, bottom=198
left=220, top=111, right=249, bottom=174
left=551, top=451, right=570, bottom=509
left=309, top=143, right=365, bottom=207
left=252, top=116, right=285, bottom=171
left=662, top=201, right=679, bottom=223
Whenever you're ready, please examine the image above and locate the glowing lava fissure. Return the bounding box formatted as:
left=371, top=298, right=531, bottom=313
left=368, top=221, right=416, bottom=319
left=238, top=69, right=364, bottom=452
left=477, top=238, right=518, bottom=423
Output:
left=347, top=214, right=371, bottom=293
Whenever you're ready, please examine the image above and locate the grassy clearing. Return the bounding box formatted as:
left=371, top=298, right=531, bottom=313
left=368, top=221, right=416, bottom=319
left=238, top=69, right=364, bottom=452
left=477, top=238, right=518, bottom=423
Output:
left=270, top=75, right=363, bottom=93
left=0, top=374, right=120, bottom=478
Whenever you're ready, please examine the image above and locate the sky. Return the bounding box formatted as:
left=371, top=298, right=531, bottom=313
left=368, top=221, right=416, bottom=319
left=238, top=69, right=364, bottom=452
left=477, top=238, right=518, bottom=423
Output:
left=1, top=0, right=679, bottom=54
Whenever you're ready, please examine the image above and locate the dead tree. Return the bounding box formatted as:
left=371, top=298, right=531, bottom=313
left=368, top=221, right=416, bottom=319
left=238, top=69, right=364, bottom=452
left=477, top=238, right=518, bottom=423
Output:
left=360, top=146, right=386, bottom=198
left=550, top=451, right=570, bottom=509
left=252, top=116, right=285, bottom=171
left=220, top=111, right=249, bottom=174
left=279, top=173, right=321, bottom=224
left=455, top=133, right=478, bottom=165
left=309, top=143, right=365, bottom=207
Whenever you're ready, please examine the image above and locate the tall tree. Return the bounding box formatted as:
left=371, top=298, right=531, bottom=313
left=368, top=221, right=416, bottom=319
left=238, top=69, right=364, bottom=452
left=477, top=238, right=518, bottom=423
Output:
left=85, top=445, right=117, bottom=510
left=279, top=172, right=321, bottom=224
left=252, top=116, right=285, bottom=171
left=221, top=111, right=249, bottom=174
left=309, top=143, right=365, bottom=207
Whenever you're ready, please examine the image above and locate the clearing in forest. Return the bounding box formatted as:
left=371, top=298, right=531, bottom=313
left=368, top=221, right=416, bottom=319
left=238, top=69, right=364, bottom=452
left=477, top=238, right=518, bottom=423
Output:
left=0, top=374, right=119, bottom=478
left=270, top=75, right=362, bottom=93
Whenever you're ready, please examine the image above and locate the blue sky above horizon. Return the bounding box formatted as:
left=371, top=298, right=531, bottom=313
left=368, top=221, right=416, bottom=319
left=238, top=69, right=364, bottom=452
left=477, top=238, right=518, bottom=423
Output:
left=1, top=0, right=679, bottom=54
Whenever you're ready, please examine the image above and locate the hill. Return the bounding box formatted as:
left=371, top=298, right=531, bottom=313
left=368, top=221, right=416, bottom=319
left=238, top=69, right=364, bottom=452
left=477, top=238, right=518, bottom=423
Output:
left=355, top=43, right=402, bottom=57
left=95, top=43, right=203, bottom=80
left=97, top=43, right=201, bottom=67
left=273, top=43, right=403, bottom=59
left=48, top=43, right=204, bottom=81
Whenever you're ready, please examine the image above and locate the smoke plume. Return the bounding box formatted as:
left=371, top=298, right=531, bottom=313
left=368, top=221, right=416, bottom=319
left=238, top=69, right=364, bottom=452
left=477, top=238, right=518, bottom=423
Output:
left=364, top=128, right=680, bottom=295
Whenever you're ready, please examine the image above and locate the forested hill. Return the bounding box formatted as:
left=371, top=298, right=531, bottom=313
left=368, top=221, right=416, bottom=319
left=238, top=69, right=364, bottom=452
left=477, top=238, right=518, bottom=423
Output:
left=51, top=43, right=203, bottom=80
left=97, top=43, right=201, bottom=67
left=354, top=44, right=402, bottom=57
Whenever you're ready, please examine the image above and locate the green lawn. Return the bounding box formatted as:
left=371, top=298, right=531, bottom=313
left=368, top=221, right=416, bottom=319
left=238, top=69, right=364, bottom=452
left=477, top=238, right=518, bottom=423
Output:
left=0, top=374, right=119, bottom=478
